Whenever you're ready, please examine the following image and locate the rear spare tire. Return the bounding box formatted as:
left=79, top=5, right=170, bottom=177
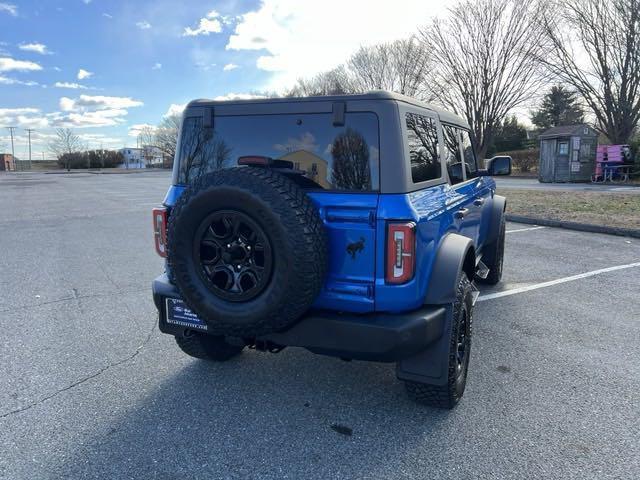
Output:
left=167, top=168, right=327, bottom=337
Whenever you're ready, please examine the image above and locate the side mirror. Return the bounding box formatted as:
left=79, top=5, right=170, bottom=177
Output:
left=484, top=156, right=511, bottom=176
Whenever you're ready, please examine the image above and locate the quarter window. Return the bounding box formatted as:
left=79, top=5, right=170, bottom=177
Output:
left=405, top=113, right=441, bottom=183
left=443, top=125, right=464, bottom=184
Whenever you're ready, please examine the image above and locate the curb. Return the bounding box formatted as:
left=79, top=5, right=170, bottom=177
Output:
left=506, top=214, right=640, bottom=239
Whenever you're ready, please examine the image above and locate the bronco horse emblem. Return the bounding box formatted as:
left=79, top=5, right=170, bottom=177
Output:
left=346, top=237, right=365, bottom=259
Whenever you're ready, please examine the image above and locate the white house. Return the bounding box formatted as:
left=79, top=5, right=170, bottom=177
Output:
left=118, top=148, right=145, bottom=169
left=118, top=146, right=164, bottom=168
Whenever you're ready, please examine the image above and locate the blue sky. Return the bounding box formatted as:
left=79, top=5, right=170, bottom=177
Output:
left=0, top=0, right=448, bottom=158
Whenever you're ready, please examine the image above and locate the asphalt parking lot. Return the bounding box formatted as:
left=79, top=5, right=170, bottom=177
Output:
left=1, top=171, right=639, bottom=480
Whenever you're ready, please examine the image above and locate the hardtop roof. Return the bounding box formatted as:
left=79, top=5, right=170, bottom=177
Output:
left=186, top=90, right=469, bottom=129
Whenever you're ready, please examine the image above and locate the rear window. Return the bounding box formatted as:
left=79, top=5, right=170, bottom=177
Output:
left=176, top=112, right=380, bottom=191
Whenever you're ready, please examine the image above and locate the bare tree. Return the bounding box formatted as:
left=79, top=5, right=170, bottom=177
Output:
left=137, top=126, right=156, bottom=148
left=421, top=0, right=548, bottom=159
left=48, top=128, right=83, bottom=171
left=287, top=67, right=351, bottom=97
left=287, top=38, right=431, bottom=98
left=346, top=37, right=431, bottom=97
left=155, top=114, right=181, bottom=160
left=541, top=0, right=640, bottom=144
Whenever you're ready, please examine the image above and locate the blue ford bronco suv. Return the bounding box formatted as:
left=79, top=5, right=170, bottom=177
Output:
left=152, top=91, right=510, bottom=409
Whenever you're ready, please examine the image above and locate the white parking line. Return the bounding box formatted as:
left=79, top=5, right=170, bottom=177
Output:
left=506, top=226, right=546, bottom=233
left=478, top=261, right=640, bottom=302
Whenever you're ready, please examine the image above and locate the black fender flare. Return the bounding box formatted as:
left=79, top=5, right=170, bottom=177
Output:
left=423, top=232, right=475, bottom=305
left=488, top=194, right=507, bottom=244
left=398, top=233, right=475, bottom=386
left=483, top=194, right=507, bottom=264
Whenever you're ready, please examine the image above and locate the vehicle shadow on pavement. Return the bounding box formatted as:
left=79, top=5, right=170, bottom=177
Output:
left=53, top=348, right=459, bottom=479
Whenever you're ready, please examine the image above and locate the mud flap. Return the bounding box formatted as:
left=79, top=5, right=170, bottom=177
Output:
left=395, top=304, right=454, bottom=386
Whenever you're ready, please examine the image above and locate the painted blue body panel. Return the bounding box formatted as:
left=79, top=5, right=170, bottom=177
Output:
left=161, top=176, right=497, bottom=315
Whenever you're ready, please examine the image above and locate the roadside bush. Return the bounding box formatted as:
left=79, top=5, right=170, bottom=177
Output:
left=58, top=150, right=124, bottom=169
left=493, top=148, right=539, bottom=174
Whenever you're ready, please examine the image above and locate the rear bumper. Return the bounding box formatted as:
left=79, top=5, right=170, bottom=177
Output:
left=152, top=274, right=446, bottom=362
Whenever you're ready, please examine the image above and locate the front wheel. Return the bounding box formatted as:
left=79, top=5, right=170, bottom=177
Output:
left=405, top=273, right=473, bottom=409
left=175, top=332, right=244, bottom=361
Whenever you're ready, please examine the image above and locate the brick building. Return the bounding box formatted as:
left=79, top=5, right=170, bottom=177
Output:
left=0, top=153, right=15, bottom=171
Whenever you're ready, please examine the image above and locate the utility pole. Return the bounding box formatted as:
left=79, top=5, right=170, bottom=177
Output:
left=6, top=126, right=16, bottom=171
left=25, top=129, right=34, bottom=170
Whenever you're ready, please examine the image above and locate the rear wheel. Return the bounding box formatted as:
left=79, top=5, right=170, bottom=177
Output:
left=175, top=332, right=244, bottom=361
left=405, top=273, right=473, bottom=409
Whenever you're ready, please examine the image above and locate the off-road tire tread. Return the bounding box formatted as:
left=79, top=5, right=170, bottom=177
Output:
left=168, top=167, right=327, bottom=336
left=405, top=274, right=473, bottom=409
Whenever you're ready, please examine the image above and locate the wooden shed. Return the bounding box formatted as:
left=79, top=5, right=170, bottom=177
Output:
left=538, top=124, right=598, bottom=182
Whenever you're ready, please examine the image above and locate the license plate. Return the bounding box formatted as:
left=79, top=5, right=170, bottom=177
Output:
left=165, top=298, right=208, bottom=331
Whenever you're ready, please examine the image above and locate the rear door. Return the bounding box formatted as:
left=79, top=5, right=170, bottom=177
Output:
left=442, top=124, right=478, bottom=242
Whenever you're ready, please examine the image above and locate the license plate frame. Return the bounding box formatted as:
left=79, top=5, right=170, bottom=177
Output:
left=164, top=298, right=208, bottom=331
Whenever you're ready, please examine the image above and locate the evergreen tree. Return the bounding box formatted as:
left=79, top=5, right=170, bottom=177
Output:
left=490, top=115, right=527, bottom=154
left=530, top=85, right=585, bottom=130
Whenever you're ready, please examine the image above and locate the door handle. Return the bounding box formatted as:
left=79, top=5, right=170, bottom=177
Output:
left=454, top=208, right=469, bottom=219
left=474, top=198, right=485, bottom=206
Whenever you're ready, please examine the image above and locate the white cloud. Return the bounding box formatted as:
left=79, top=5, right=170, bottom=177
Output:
left=0, top=57, right=42, bottom=72
left=51, top=109, right=129, bottom=128
left=62, top=94, right=144, bottom=111
left=77, top=68, right=93, bottom=80
left=18, top=42, right=51, bottom=55
left=0, top=107, right=48, bottom=129
left=0, top=75, right=39, bottom=86
left=59, top=97, right=75, bottom=111
left=223, top=63, right=239, bottom=71
left=152, top=62, right=162, bottom=70
left=54, top=81, right=88, bottom=89
left=0, top=3, right=17, bottom=16
left=164, top=103, right=186, bottom=117
left=183, top=10, right=222, bottom=37
left=53, top=94, right=144, bottom=128
left=227, top=0, right=449, bottom=88
left=136, top=20, right=151, bottom=30
left=102, top=13, right=112, bottom=19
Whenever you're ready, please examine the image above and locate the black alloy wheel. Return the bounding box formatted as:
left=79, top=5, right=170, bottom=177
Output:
left=195, top=210, right=273, bottom=302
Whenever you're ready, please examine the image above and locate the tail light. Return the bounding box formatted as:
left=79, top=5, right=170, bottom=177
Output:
left=386, top=222, right=416, bottom=284
left=152, top=207, right=168, bottom=257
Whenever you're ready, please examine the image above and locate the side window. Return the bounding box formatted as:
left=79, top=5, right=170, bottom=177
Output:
left=558, top=142, right=569, bottom=155
left=460, top=130, right=478, bottom=178
left=405, top=113, right=441, bottom=183
left=443, top=125, right=464, bottom=184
